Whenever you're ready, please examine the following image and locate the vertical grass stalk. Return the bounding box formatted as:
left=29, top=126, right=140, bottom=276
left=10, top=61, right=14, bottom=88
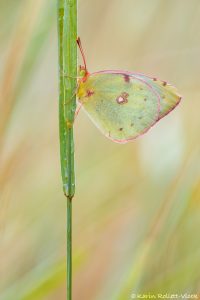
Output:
left=57, top=0, right=77, bottom=299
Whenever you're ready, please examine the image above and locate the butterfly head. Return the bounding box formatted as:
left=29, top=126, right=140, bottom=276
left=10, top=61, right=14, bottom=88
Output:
left=78, top=65, right=89, bottom=81
left=77, top=37, right=89, bottom=81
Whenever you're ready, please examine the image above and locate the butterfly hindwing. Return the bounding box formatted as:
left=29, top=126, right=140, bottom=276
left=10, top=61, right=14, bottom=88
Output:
left=77, top=72, right=160, bottom=143
left=133, top=73, right=181, bottom=120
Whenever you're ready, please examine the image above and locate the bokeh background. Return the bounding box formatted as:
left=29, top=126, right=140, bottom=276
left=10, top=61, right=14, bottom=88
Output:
left=1, top=0, right=200, bottom=299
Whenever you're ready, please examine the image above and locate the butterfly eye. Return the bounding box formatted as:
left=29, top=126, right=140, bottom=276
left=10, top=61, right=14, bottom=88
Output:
left=79, top=65, right=85, bottom=71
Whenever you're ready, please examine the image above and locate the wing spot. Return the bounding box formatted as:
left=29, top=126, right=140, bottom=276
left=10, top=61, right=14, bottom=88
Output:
left=144, top=98, right=147, bottom=101
left=86, top=89, right=94, bottom=97
left=119, top=128, right=123, bottom=131
left=162, top=81, right=167, bottom=86
left=116, top=92, right=129, bottom=104
left=153, top=78, right=157, bottom=81
left=131, top=123, right=134, bottom=127
left=123, top=74, right=130, bottom=83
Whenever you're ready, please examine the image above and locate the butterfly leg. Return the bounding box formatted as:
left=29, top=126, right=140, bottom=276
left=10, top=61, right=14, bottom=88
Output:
left=63, top=82, right=79, bottom=107
left=74, top=102, right=82, bottom=119
left=65, top=102, right=82, bottom=129
left=64, top=100, right=82, bottom=131
left=62, top=71, right=82, bottom=79
left=63, top=80, right=81, bottom=128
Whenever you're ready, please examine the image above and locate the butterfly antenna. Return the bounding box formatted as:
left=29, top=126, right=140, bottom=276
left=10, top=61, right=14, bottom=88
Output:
left=76, top=37, right=87, bottom=71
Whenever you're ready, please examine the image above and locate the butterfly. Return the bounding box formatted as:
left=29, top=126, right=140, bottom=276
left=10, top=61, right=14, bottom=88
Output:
left=76, top=38, right=182, bottom=144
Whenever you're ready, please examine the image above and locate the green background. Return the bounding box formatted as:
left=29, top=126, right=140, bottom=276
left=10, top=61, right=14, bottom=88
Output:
left=0, top=0, right=199, bottom=299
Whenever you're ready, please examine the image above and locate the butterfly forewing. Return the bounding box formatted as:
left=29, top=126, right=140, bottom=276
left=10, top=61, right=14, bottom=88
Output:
left=77, top=73, right=160, bottom=143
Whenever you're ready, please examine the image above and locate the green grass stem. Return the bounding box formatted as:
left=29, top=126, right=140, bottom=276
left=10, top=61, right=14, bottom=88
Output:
left=57, top=0, right=77, bottom=299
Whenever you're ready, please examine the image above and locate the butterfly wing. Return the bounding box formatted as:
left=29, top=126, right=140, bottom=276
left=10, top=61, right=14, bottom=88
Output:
left=77, top=72, right=160, bottom=143
left=93, top=70, right=182, bottom=120
left=132, top=73, right=182, bottom=120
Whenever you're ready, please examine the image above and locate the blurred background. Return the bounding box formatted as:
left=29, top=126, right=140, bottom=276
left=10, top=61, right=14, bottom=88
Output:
left=0, top=0, right=200, bottom=299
